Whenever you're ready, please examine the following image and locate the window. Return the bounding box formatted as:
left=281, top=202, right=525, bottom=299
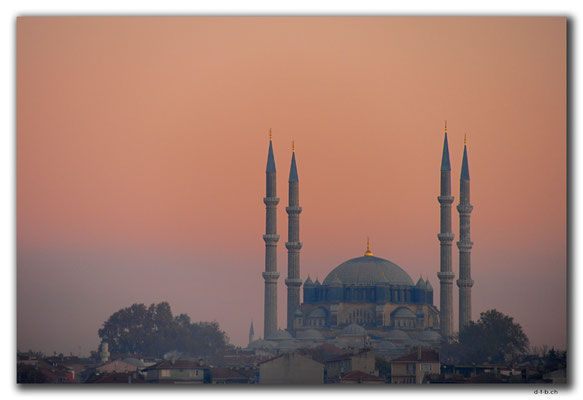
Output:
left=420, top=363, right=432, bottom=372
left=161, top=369, right=170, bottom=377
left=406, top=363, right=416, bottom=374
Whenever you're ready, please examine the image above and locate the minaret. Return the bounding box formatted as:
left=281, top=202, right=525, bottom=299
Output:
left=437, top=122, right=455, bottom=340
left=248, top=321, right=255, bottom=345
left=456, top=134, right=474, bottom=331
left=263, top=130, right=280, bottom=338
left=285, top=141, right=303, bottom=331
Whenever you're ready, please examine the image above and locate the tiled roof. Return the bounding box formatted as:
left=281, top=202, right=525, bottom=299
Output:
left=391, top=349, right=439, bottom=363
left=86, top=372, right=147, bottom=384
left=143, top=359, right=207, bottom=371
left=325, top=348, right=371, bottom=363
left=341, top=370, right=384, bottom=381
left=210, top=367, right=248, bottom=380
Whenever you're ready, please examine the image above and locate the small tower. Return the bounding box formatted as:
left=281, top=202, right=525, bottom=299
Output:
left=248, top=321, right=255, bottom=345
left=99, top=337, right=110, bottom=363
left=457, top=134, right=474, bottom=331
left=285, top=141, right=303, bottom=332
left=437, top=122, right=455, bottom=340
left=263, top=130, right=280, bottom=338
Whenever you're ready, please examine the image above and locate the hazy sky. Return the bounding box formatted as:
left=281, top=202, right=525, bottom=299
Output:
left=17, top=17, right=566, bottom=355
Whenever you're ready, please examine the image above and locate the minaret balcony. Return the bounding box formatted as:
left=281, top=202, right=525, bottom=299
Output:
left=437, top=195, right=454, bottom=204
left=456, top=241, right=474, bottom=251
left=262, top=271, right=280, bottom=282
left=456, top=279, right=474, bottom=288
left=437, top=233, right=454, bottom=241
left=285, top=241, right=303, bottom=250
left=285, top=278, right=303, bottom=287
left=437, top=271, right=455, bottom=280
left=456, top=204, right=473, bottom=213
left=263, top=234, right=280, bottom=244
left=285, top=206, right=302, bottom=214
left=264, top=197, right=280, bottom=206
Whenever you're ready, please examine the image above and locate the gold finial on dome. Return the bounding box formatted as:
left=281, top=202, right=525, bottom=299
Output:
left=269, top=128, right=272, bottom=141
left=364, top=237, right=373, bottom=256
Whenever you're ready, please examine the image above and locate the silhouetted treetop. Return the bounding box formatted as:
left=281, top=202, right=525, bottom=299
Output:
left=441, top=309, right=529, bottom=364
left=98, top=302, right=229, bottom=358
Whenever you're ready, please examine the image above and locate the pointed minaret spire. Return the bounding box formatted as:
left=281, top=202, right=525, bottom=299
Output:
left=457, top=136, right=474, bottom=332
left=461, top=135, right=470, bottom=180
left=266, top=129, right=276, bottom=174
left=248, top=321, right=255, bottom=345
left=289, top=142, right=298, bottom=183
left=263, top=131, right=280, bottom=339
left=441, top=130, right=451, bottom=171
left=437, top=124, right=455, bottom=340
left=285, top=143, right=303, bottom=332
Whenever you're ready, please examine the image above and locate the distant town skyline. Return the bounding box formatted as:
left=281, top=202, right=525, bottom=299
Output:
left=17, top=17, right=566, bottom=355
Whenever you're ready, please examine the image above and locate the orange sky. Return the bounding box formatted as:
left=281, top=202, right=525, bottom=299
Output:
left=17, top=17, right=566, bottom=354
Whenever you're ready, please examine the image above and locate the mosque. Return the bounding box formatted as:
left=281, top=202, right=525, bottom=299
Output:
left=247, top=124, right=474, bottom=357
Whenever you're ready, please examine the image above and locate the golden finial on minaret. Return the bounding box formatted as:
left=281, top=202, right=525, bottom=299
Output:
left=292, top=140, right=295, bottom=152
left=464, top=132, right=467, bottom=146
left=445, top=120, right=447, bottom=133
left=269, top=128, right=272, bottom=141
left=364, top=237, right=373, bottom=256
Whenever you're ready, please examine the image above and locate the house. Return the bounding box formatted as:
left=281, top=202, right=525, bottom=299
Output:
left=258, top=352, right=324, bottom=384
left=17, top=360, right=75, bottom=384
left=543, top=369, right=567, bottom=384
left=336, top=370, right=385, bottom=384
left=85, top=372, right=147, bottom=384
left=142, top=359, right=210, bottom=384
left=210, top=367, right=251, bottom=384
left=325, top=348, right=377, bottom=380
left=390, top=348, right=440, bottom=384
left=96, top=358, right=145, bottom=374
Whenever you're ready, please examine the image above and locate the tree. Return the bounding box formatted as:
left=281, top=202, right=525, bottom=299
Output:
left=375, top=357, right=391, bottom=380
left=98, top=302, right=230, bottom=358
left=442, top=309, right=529, bottom=365
left=17, top=364, right=47, bottom=384
left=542, top=347, right=567, bottom=371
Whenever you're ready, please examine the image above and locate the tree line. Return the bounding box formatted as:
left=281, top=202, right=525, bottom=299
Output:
left=97, top=302, right=230, bottom=358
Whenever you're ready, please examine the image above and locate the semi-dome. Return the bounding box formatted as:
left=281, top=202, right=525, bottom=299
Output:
left=391, top=307, right=416, bottom=319
left=323, top=255, right=414, bottom=286
left=418, top=329, right=442, bottom=343
left=341, top=323, right=367, bottom=336
left=248, top=339, right=276, bottom=349
left=296, top=329, right=325, bottom=340
left=307, top=308, right=327, bottom=318
left=384, top=329, right=410, bottom=341
left=278, top=340, right=300, bottom=351
left=373, top=340, right=397, bottom=350
left=265, top=329, right=293, bottom=341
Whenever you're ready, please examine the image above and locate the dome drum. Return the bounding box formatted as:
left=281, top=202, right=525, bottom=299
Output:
left=302, top=255, right=433, bottom=306
left=303, top=283, right=432, bottom=306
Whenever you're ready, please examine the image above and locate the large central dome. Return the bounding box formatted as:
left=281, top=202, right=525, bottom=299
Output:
left=322, top=255, right=414, bottom=286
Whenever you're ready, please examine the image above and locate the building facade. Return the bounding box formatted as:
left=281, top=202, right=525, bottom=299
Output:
left=256, top=126, right=473, bottom=354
